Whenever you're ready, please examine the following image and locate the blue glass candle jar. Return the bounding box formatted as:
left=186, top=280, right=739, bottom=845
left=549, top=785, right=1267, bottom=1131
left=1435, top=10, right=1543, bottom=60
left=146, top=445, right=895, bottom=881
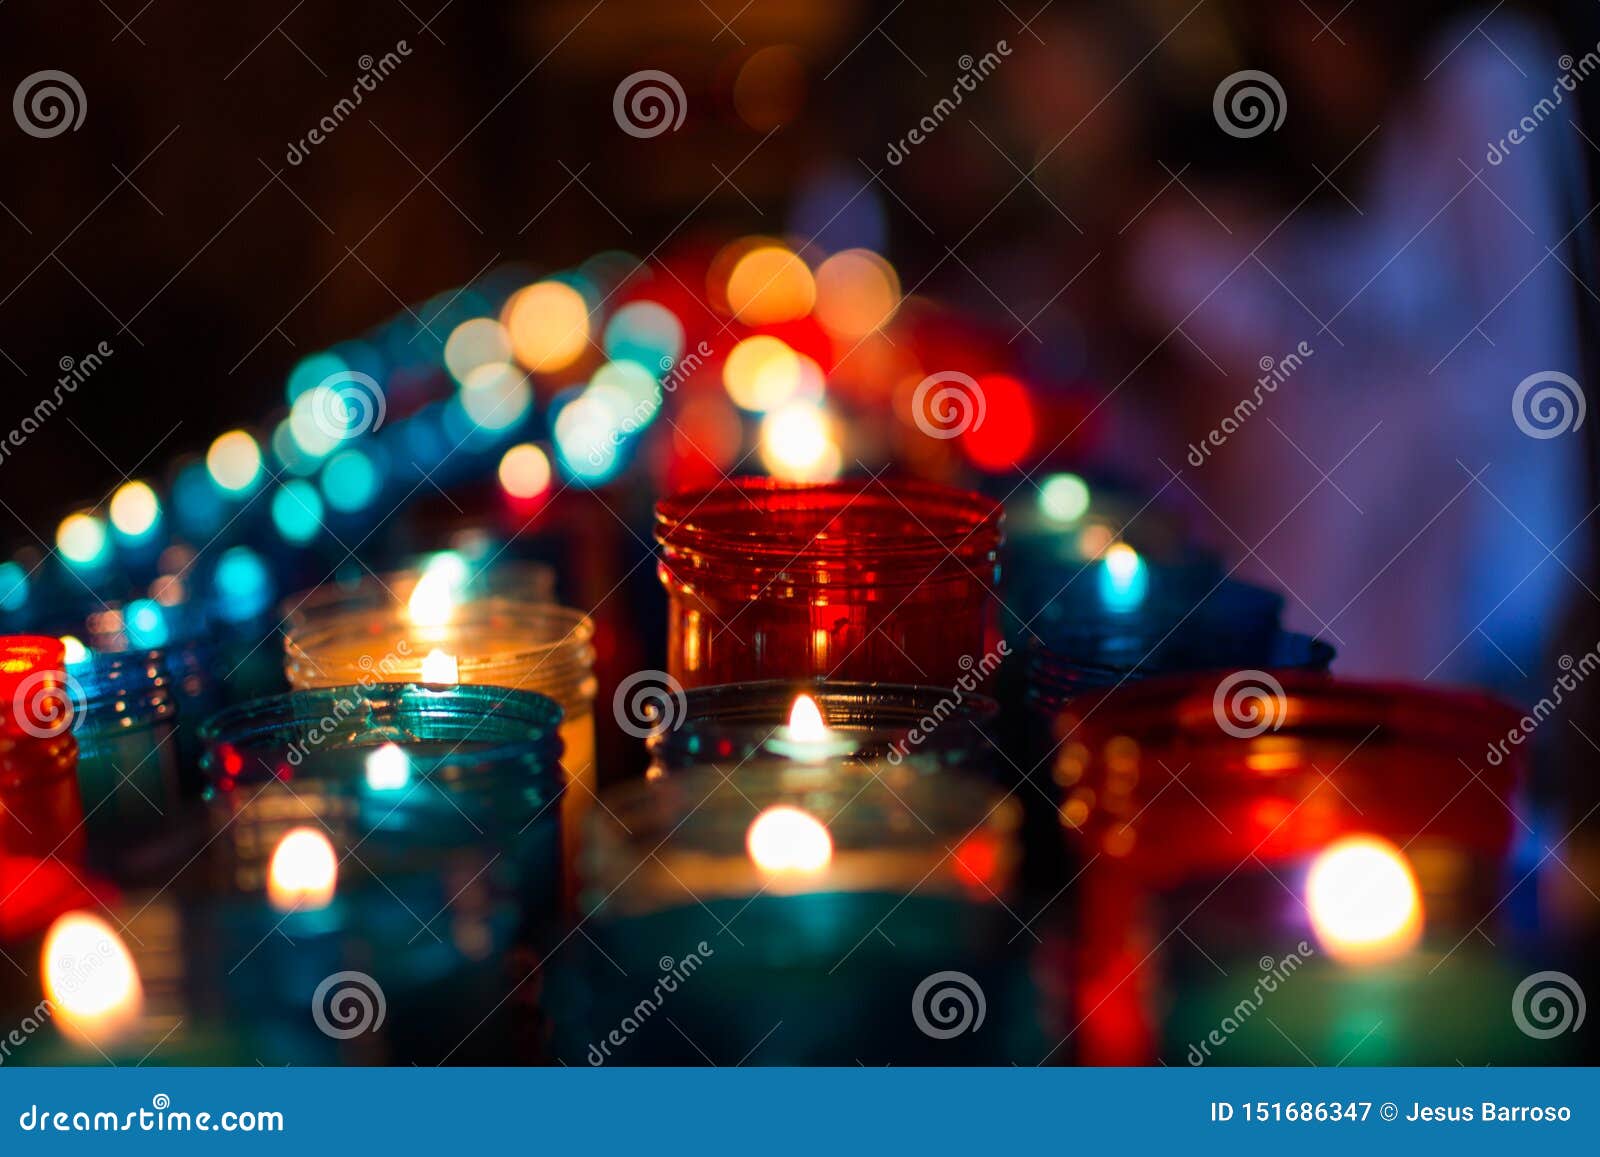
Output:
left=646, top=680, right=1002, bottom=776
left=554, top=764, right=1042, bottom=1065
left=193, top=682, right=565, bottom=1062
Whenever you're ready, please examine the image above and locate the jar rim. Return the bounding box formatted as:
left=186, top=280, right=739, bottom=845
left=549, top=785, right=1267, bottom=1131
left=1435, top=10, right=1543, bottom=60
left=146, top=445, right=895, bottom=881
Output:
left=656, top=477, right=1003, bottom=571
left=284, top=601, right=595, bottom=675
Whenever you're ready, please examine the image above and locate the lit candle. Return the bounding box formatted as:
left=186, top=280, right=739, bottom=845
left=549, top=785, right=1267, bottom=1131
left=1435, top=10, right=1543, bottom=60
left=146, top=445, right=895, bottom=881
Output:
left=41, top=911, right=144, bottom=1047
left=420, top=648, right=460, bottom=685
left=267, top=826, right=339, bottom=912
left=745, top=805, right=833, bottom=875
left=763, top=693, right=856, bottom=762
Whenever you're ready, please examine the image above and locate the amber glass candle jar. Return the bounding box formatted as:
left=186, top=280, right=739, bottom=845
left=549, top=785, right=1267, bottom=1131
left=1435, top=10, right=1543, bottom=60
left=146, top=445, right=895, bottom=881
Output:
left=656, top=478, right=1003, bottom=688
left=1044, top=673, right=1534, bottom=1066
left=0, top=637, right=85, bottom=863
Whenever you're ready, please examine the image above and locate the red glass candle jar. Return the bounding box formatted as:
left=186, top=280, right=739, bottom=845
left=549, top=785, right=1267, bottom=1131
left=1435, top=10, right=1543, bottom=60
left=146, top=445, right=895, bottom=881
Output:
left=1042, top=673, right=1530, bottom=1066
left=656, top=478, right=1003, bottom=688
left=0, top=637, right=85, bottom=863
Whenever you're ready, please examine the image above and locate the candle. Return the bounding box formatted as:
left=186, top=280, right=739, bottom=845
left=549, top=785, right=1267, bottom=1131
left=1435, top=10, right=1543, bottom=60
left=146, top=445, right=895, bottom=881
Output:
left=656, top=477, right=1003, bottom=688
left=557, top=764, right=1040, bottom=1064
left=647, top=680, right=999, bottom=776
left=281, top=556, right=557, bottom=638
left=0, top=636, right=85, bottom=863
left=1048, top=673, right=1542, bottom=1065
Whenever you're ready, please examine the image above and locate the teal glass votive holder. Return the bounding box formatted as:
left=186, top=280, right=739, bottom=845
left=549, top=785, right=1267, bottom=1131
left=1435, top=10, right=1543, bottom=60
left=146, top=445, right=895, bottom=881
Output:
left=555, top=763, right=1043, bottom=1065
left=68, top=647, right=183, bottom=875
left=193, top=682, right=565, bottom=1063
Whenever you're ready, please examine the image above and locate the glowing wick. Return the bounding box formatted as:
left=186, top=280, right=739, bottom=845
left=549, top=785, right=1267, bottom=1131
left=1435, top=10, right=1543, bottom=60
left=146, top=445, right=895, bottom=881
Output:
left=787, top=694, right=829, bottom=742
left=267, top=826, right=339, bottom=912
left=407, top=568, right=457, bottom=628
left=1306, top=834, right=1423, bottom=965
left=41, top=912, right=143, bottom=1046
left=420, top=648, right=460, bottom=685
left=365, top=742, right=411, bottom=791
left=746, top=805, right=833, bottom=874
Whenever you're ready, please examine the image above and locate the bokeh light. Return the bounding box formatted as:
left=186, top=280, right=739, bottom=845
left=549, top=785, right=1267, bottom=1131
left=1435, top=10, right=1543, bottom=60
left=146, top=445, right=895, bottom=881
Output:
left=1097, top=543, right=1148, bottom=613
left=321, top=448, right=381, bottom=513
left=723, top=335, right=805, bottom=412
left=553, top=394, right=622, bottom=482
left=459, top=363, right=534, bottom=431
left=1307, top=835, right=1423, bottom=965
left=603, top=301, right=684, bottom=370
left=125, top=598, right=170, bottom=648
left=725, top=244, right=815, bottom=324
left=56, top=511, right=109, bottom=567
left=286, top=351, right=346, bottom=402
left=41, top=912, right=143, bottom=1045
left=271, top=480, right=325, bottom=544
left=961, top=374, right=1035, bottom=472
left=214, top=545, right=273, bottom=621
left=108, top=480, right=161, bottom=540
left=365, top=742, right=412, bottom=791
left=1039, top=473, right=1091, bottom=523
left=505, top=280, right=591, bottom=372
left=0, top=561, right=27, bottom=612
left=443, top=317, right=513, bottom=384
left=268, top=827, right=338, bottom=912
left=760, top=401, right=841, bottom=482
left=813, top=249, right=900, bottom=338
left=60, top=634, right=90, bottom=665
left=733, top=45, right=807, bottom=131
left=746, top=805, right=833, bottom=874
left=206, top=429, right=264, bottom=493
left=497, top=443, right=553, bottom=499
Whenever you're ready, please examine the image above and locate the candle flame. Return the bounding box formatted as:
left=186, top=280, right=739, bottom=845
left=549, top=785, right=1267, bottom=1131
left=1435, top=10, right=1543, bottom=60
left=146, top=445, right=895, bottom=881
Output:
left=267, top=826, right=339, bottom=912
left=746, top=805, right=833, bottom=874
left=364, top=742, right=411, bottom=791
left=420, top=648, right=460, bottom=685
left=42, top=912, right=143, bottom=1046
left=1306, top=835, right=1423, bottom=965
left=407, top=569, right=457, bottom=628
left=786, top=693, right=829, bottom=742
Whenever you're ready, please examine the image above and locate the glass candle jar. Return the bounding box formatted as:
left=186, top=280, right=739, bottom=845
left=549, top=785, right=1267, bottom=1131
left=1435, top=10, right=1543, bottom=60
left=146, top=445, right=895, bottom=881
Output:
left=66, top=647, right=182, bottom=873
left=656, top=478, right=1004, bottom=688
left=554, top=763, right=1040, bottom=1065
left=647, top=679, right=1000, bottom=776
left=1045, top=673, right=1540, bottom=1065
left=195, top=682, right=566, bottom=1062
left=0, top=637, right=84, bottom=863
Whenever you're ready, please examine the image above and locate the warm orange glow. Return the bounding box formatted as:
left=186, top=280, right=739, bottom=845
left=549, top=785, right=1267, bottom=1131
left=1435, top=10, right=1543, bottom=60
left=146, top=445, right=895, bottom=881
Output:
left=787, top=693, right=829, bottom=741
left=505, top=281, right=591, bottom=373
left=420, top=648, right=460, bottom=684
left=42, top=912, right=143, bottom=1045
left=723, top=335, right=803, bottom=412
left=814, top=249, right=901, bottom=338
left=406, top=569, right=456, bottom=628
left=726, top=245, right=815, bottom=324
left=497, top=442, right=553, bottom=499
left=1306, top=835, right=1423, bottom=965
left=746, top=805, right=833, bottom=874
left=267, top=826, right=339, bottom=912
left=760, top=401, right=842, bottom=482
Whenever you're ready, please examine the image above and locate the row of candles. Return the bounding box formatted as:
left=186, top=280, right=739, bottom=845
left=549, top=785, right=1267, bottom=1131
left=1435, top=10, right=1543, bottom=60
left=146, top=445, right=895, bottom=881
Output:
left=0, top=474, right=1554, bottom=1065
